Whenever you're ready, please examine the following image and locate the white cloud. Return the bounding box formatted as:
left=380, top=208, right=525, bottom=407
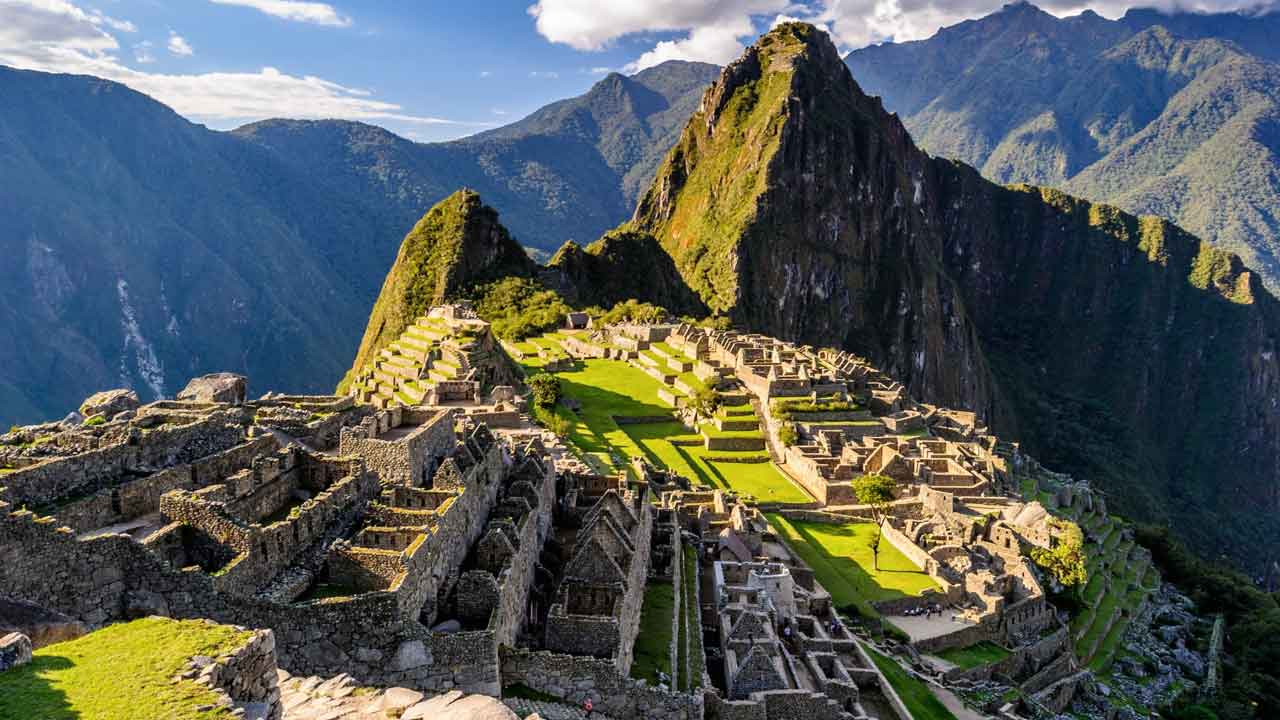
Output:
left=208, top=0, right=351, bottom=27
left=0, top=0, right=486, bottom=129
left=529, top=0, right=1279, bottom=70
left=492, top=108, right=508, bottom=115
left=167, top=32, right=193, bottom=57
left=528, top=70, right=560, bottom=79
left=133, top=40, right=154, bottom=64
left=528, top=0, right=801, bottom=71
left=819, top=0, right=1279, bottom=48
left=479, top=70, right=492, bottom=77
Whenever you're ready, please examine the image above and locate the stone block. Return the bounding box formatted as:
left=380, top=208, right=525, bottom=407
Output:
left=0, top=632, right=32, bottom=672
left=178, top=373, right=248, bottom=404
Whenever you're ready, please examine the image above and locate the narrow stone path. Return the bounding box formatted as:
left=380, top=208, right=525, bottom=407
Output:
left=503, top=697, right=617, bottom=720
left=278, top=670, right=535, bottom=720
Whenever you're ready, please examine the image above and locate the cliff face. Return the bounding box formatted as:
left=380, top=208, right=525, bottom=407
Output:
left=634, top=22, right=1280, bottom=569
left=543, top=230, right=706, bottom=314
left=339, top=190, right=534, bottom=390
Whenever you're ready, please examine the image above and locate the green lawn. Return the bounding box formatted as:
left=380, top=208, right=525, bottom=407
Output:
left=865, top=644, right=958, bottom=720
left=932, top=641, right=1011, bottom=670
left=625, top=422, right=809, bottom=503
left=768, top=514, right=940, bottom=617
left=0, top=617, right=252, bottom=720
left=680, top=545, right=704, bottom=691
left=537, top=359, right=810, bottom=502
left=631, top=581, right=676, bottom=685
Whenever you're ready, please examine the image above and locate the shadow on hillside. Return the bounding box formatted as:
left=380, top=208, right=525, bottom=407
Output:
left=0, top=654, right=76, bottom=719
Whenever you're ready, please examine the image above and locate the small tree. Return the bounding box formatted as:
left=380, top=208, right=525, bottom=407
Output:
left=690, top=382, right=721, bottom=419
left=777, top=422, right=798, bottom=447
left=853, top=473, right=897, bottom=570
left=528, top=373, right=562, bottom=408
left=1031, top=519, right=1088, bottom=589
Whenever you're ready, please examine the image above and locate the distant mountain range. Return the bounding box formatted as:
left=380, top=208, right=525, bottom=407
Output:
left=0, top=61, right=716, bottom=425
left=3, top=1, right=1280, bottom=433
left=847, top=1, right=1280, bottom=287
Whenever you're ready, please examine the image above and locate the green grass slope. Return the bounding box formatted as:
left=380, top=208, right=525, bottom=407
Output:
left=0, top=617, right=252, bottom=720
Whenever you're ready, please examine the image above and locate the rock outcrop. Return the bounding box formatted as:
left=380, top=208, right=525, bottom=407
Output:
left=0, top=632, right=31, bottom=672
left=630, top=21, right=1280, bottom=570
left=79, top=389, right=140, bottom=419
left=178, top=373, right=248, bottom=405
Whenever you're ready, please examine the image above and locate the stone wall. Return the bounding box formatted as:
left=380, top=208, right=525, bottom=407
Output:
left=187, top=625, right=282, bottom=720
left=500, top=646, right=701, bottom=720
left=339, top=409, right=455, bottom=487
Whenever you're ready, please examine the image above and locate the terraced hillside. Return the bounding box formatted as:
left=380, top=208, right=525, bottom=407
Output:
left=511, top=330, right=811, bottom=504
left=1025, top=477, right=1162, bottom=674
left=347, top=311, right=513, bottom=409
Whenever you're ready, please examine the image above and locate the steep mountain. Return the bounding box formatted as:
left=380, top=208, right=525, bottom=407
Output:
left=542, top=230, right=706, bottom=312
left=845, top=3, right=1280, bottom=288
left=633, top=22, right=1280, bottom=571
left=0, top=65, right=380, bottom=424
left=234, top=61, right=719, bottom=252
left=0, top=61, right=716, bottom=427
left=339, top=189, right=535, bottom=390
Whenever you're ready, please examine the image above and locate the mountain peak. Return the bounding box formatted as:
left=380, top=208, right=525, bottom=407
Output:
left=338, top=188, right=534, bottom=391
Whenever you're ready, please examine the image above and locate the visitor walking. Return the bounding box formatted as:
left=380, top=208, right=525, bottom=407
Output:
left=584, top=697, right=593, bottom=718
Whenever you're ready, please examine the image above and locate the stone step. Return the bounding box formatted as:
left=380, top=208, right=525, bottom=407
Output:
left=398, top=333, right=434, bottom=352
left=381, top=360, right=421, bottom=381
left=391, top=342, right=430, bottom=363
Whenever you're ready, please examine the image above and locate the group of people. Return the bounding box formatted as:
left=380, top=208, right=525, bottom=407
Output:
left=902, top=603, right=944, bottom=618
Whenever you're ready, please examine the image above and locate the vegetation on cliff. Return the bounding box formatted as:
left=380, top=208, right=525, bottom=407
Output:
left=633, top=23, right=810, bottom=312
left=846, top=3, right=1280, bottom=290
left=1136, top=525, right=1280, bottom=719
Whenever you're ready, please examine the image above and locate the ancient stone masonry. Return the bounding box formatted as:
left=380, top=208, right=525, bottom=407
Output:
left=346, top=303, right=521, bottom=410
left=545, top=487, right=654, bottom=672
left=0, top=310, right=1143, bottom=720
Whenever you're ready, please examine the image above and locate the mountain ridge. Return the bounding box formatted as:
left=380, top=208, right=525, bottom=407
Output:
left=0, top=60, right=718, bottom=426
left=627, top=21, right=1280, bottom=571
left=845, top=2, right=1280, bottom=289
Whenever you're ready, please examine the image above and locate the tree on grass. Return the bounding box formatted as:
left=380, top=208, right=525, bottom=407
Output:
left=690, top=382, right=720, bottom=419
left=853, top=473, right=897, bottom=570
left=1030, top=518, right=1087, bottom=589
left=528, top=373, right=562, bottom=408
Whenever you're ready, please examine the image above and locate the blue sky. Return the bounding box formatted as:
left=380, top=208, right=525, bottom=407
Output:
left=0, top=0, right=1266, bottom=143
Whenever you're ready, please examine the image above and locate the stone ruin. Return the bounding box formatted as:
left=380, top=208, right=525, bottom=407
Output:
left=0, top=312, right=1125, bottom=720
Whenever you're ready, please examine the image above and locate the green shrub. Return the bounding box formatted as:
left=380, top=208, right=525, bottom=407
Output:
left=596, top=299, right=670, bottom=325
left=778, top=422, right=798, bottom=447
left=528, top=374, right=562, bottom=408
left=1030, top=518, right=1087, bottom=588
left=690, top=382, right=720, bottom=418
left=543, top=413, right=573, bottom=438
left=83, top=416, right=106, bottom=427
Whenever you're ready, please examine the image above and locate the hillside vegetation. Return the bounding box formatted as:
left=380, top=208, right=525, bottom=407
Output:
left=846, top=3, right=1280, bottom=289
